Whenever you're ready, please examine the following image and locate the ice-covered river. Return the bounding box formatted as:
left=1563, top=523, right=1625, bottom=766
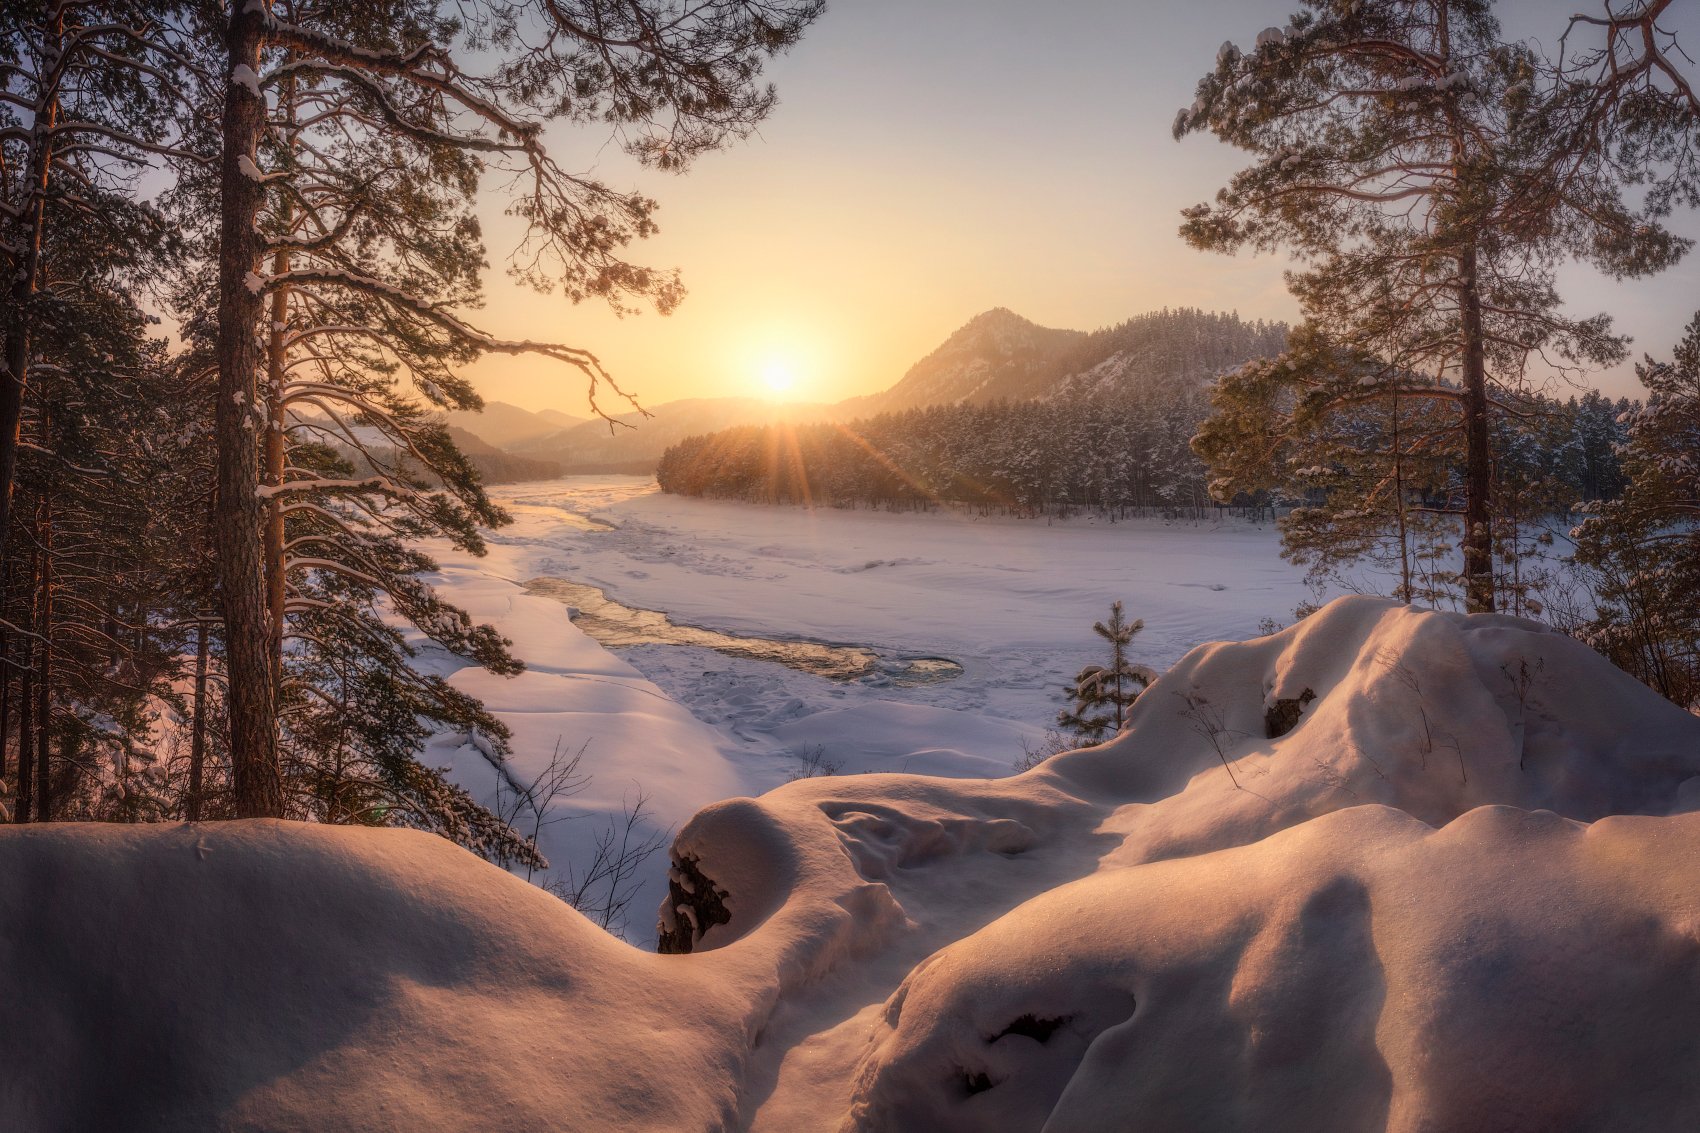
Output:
left=417, top=475, right=1324, bottom=939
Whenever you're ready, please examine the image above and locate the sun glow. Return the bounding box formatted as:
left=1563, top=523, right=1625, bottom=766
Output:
left=737, top=330, right=824, bottom=402
left=760, top=358, right=799, bottom=398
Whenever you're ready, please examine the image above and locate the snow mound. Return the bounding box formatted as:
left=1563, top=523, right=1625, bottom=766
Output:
left=7, top=598, right=1700, bottom=1130
left=844, top=805, right=1700, bottom=1132
left=0, top=821, right=765, bottom=1131
left=1046, top=594, right=1700, bottom=869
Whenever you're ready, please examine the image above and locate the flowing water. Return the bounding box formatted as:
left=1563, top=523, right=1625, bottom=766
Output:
left=524, top=576, right=963, bottom=686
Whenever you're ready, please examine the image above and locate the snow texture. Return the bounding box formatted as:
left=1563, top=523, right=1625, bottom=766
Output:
left=229, top=64, right=261, bottom=97
left=4, top=573, right=1700, bottom=1129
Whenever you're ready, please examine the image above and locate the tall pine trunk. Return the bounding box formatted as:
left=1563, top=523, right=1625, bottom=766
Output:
left=33, top=495, right=51, bottom=820
left=1437, top=0, right=1495, bottom=614
left=0, top=9, right=60, bottom=562
left=264, top=67, right=296, bottom=696
left=1392, top=390, right=1412, bottom=602
left=0, top=631, right=9, bottom=781
left=216, top=6, right=283, bottom=818
left=15, top=617, right=31, bottom=823
left=265, top=268, right=288, bottom=694
left=188, top=619, right=210, bottom=822
left=1458, top=244, right=1495, bottom=613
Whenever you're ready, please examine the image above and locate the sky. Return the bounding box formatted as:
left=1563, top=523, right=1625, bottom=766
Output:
left=460, top=0, right=1700, bottom=415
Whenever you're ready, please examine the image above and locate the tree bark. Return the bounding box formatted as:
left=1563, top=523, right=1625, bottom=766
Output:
left=0, top=632, right=10, bottom=782
left=216, top=5, right=283, bottom=818
left=14, top=544, right=33, bottom=816
left=187, top=619, right=209, bottom=822
left=1392, top=390, right=1411, bottom=602
left=0, top=8, right=61, bottom=564
left=1436, top=0, right=1495, bottom=615
left=264, top=66, right=296, bottom=696
left=33, top=495, right=51, bottom=821
left=1458, top=243, right=1495, bottom=614
left=15, top=616, right=31, bottom=823
left=265, top=263, right=289, bottom=694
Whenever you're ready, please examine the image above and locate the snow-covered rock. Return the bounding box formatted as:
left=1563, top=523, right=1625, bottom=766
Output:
left=4, top=597, right=1698, bottom=1130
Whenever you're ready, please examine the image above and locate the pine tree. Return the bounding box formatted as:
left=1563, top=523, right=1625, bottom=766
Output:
left=0, top=3, right=213, bottom=819
left=1573, top=312, right=1700, bottom=707
left=1174, top=0, right=1687, bottom=612
left=205, top=0, right=822, bottom=816
left=1, top=259, right=213, bottom=822
left=0, top=1, right=204, bottom=559
left=1057, top=602, right=1154, bottom=742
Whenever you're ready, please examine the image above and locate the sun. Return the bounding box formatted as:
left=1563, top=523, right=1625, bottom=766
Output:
left=761, top=358, right=798, bottom=397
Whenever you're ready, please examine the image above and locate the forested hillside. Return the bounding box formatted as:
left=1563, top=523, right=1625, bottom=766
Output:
left=659, top=398, right=1217, bottom=514
left=837, top=307, right=1289, bottom=416
left=658, top=387, right=1631, bottom=526
left=442, top=428, right=563, bottom=484
left=490, top=309, right=1289, bottom=475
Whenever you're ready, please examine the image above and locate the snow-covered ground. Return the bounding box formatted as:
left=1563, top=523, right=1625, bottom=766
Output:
left=409, top=476, right=1331, bottom=935
left=9, top=595, right=1699, bottom=1131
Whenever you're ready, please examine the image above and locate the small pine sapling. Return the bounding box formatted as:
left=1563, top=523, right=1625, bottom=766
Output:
left=1057, top=602, right=1157, bottom=742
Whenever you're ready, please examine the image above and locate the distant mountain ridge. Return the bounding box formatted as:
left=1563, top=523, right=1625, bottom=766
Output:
left=443, top=426, right=563, bottom=484
left=506, top=397, right=840, bottom=473
left=456, top=308, right=1288, bottom=473
left=440, top=401, right=586, bottom=450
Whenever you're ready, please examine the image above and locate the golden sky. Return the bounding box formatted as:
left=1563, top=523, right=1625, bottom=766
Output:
left=460, top=0, right=1700, bottom=415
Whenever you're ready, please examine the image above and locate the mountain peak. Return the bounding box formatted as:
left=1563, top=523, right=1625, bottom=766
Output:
left=847, top=308, right=1085, bottom=413
left=955, top=307, right=1044, bottom=336
left=966, top=305, right=1026, bottom=324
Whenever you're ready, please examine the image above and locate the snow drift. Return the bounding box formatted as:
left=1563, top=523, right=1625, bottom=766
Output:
left=4, top=597, right=1699, bottom=1131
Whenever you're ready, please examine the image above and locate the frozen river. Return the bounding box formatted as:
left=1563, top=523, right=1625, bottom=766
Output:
left=413, top=476, right=1327, bottom=937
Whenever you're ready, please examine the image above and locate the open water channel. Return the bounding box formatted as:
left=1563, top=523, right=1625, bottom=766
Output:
left=524, top=575, right=963, bottom=687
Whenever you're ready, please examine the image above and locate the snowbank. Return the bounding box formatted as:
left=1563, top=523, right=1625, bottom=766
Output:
left=0, top=822, right=760, bottom=1131
left=5, top=597, right=1699, bottom=1130
left=410, top=555, right=752, bottom=933
left=844, top=805, right=1700, bottom=1133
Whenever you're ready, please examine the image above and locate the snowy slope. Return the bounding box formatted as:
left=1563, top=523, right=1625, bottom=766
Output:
left=5, top=597, right=1699, bottom=1130
left=405, top=543, right=757, bottom=937
left=836, top=307, right=1087, bottom=415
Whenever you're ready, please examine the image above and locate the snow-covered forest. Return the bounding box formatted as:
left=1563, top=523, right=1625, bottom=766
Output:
left=3, top=0, right=1700, bottom=1128
left=657, top=333, right=1633, bottom=528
